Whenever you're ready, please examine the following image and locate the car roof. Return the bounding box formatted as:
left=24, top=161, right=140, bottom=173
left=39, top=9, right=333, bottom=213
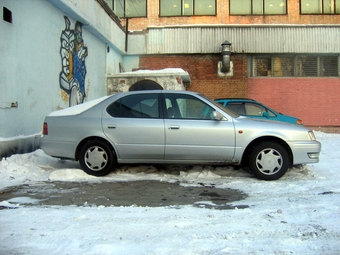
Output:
left=215, top=98, right=257, bottom=102
left=112, top=90, right=202, bottom=98
left=128, top=89, right=198, bottom=94
left=49, top=90, right=202, bottom=117
left=118, top=90, right=199, bottom=94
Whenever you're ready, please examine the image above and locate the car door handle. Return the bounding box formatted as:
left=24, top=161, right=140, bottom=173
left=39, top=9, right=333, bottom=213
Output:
left=169, top=125, right=180, bottom=130
left=107, top=125, right=116, bottom=129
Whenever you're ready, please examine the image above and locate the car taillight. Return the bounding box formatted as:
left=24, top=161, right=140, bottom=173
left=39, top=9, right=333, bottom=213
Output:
left=43, top=122, right=48, bottom=135
left=297, top=119, right=303, bottom=125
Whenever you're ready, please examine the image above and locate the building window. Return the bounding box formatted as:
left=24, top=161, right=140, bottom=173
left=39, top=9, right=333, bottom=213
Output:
left=106, top=0, right=147, bottom=18
left=230, top=0, right=287, bottom=15
left=251, top=55, right=339, bottom=77
left=301, top=0, right=340, bottom=14
left=160, top=0, right=216, bottom=16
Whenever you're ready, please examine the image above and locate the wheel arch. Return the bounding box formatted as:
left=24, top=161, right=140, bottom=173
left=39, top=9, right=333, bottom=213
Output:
left=241, top=136, right=293, bottom=167
left=75, top=136, right=116, bottom=161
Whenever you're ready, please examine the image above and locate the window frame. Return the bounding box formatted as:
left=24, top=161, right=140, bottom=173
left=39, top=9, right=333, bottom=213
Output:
left=229, top=0, right=287, bottom=15
left=300, top=0, right=340, bottom=14
left=112, top=0, right=147, bottom=18
left=159, top=0, right=216, bottom=17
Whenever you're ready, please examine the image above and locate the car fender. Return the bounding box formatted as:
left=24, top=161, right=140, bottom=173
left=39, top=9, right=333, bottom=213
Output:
left=231, top=118, right=308, bottom=163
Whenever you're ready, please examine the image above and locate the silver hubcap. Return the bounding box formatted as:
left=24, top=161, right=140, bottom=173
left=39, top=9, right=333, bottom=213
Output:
left=256, top=148, right=283, bottom=175
left=84, top=146, right=108, bottom=171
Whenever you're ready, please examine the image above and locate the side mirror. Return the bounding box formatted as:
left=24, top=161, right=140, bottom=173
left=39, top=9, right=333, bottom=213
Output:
left=213, top=111, right=224, bottom=121
left=262, top=112, right=269, bottom=118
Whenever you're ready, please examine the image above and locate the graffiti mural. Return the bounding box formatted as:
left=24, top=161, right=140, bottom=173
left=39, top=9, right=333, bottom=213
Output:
left=59, top=16, right=88, bottom=106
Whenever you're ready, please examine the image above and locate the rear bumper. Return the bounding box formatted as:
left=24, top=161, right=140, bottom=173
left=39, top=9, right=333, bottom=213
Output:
left=40, top=137, right=77, bottom=160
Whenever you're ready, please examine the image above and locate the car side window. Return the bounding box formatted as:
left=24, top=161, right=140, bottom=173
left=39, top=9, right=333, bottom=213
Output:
left=266, top=109, right=276, bottom=117
left=107, top=94, right=159, bottom=118
left=226, top=102, right=245, bottom=115
left=164, top=94, right=215, bottom=120
left=244, top=103, right=266, bottom=116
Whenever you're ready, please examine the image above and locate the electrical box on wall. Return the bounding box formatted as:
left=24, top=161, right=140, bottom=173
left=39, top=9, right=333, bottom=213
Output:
left=0, top=102, right=18, bottom=109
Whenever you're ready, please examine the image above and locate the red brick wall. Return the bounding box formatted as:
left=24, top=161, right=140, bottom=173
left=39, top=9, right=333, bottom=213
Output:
left=140, top=54, right=248, bottom=99
left=248, top=78, right=340, bottom=127
left=140, top=55, right=340, bottom=127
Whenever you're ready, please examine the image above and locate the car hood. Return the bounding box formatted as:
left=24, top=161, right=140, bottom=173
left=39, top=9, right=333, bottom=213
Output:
left=237, top=115, right=296, bottom=125
left=234, top=116, right=308, bottom=134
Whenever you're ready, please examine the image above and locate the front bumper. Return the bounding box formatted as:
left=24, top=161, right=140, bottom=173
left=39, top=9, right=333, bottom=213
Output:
left=289, top=140, right=321, bottom=165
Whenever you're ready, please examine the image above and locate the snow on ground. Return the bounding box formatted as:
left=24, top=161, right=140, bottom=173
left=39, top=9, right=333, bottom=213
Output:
left=0, top=132, right=340, bottom=254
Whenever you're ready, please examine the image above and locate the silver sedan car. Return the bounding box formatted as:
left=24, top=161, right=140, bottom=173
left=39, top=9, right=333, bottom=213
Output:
left=40, top=90, right=321, bottom=180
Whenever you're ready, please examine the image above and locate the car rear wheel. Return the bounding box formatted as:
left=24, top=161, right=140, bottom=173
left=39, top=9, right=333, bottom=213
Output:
left=79, top=140, right=116, bottom=176
left=248, top=141, right=290, bottom=181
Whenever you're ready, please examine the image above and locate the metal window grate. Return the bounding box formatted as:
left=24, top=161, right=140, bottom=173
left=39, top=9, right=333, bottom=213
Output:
left=251, top=55, right=340, bottom=77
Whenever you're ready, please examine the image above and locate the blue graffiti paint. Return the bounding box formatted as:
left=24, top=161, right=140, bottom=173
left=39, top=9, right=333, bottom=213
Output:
left=59, top=16, right=88, bottom=106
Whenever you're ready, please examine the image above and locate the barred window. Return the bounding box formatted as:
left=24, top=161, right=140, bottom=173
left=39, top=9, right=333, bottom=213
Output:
left=301, top=0, right=340, bottom=14
left=251, top=55, right=339, bottom=77
left=160, top=0, right=216, bottom=16
left=230, top=0, right=287, bottom=15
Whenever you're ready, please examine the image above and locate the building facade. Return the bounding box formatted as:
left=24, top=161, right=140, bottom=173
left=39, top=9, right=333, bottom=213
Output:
left=107, top=0, right=340, bottom=129
left=0, top=0, right=130, bottom=156
left=1, top=0, right=340, bottom=157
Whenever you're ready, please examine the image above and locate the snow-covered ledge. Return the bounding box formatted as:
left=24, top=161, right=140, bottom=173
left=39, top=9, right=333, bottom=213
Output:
left=107, top=68, right=191, bottom=95
left=0, top=133, right=41, bottom=158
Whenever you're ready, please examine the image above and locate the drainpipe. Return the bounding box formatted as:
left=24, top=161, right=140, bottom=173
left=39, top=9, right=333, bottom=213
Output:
left=125, top=18, right=129, bottom=52
left=220, top=40, right=232, bottom=73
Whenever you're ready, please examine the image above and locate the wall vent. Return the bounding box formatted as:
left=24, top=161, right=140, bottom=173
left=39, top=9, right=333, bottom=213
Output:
left=3, top=7, right=12, bottom=23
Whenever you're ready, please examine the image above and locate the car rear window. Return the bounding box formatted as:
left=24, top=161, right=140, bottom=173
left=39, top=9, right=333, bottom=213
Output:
left=49, top=96, right=109, bottom=116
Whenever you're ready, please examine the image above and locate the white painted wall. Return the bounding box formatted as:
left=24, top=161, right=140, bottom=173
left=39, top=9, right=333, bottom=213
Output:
left=0, top=0, right=126, bottom=139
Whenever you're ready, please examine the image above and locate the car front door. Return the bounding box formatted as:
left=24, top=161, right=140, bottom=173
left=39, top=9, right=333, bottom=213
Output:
left=163, top=93, right=235, bottom=162
left=102, top=93, right=165, bottom=160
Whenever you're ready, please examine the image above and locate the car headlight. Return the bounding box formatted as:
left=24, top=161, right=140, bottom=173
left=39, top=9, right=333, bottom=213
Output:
left=308, top=131, right=316, bottom=141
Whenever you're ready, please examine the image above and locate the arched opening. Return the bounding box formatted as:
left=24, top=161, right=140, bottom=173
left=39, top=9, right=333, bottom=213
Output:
left=129, top=80, right=163, bottom=91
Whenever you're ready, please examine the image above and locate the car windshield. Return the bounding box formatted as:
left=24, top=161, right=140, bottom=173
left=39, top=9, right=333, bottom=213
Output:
left=199, top=94, right=240, bottom=118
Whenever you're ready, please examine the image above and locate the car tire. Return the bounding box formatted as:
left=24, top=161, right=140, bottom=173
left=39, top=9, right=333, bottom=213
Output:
left=248, top=141, right=290, bottom=181
left=79, top=139, right=116, bottom=176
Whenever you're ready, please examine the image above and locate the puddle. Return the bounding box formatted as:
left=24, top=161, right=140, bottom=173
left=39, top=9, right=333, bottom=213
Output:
left=0, top=181, right=248, bottom=210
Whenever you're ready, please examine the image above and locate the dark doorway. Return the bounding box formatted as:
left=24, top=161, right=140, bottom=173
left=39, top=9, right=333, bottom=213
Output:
left=129, top=80, right=163, bottom=91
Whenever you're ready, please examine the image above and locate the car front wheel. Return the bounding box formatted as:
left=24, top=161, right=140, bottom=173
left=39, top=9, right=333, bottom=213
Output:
left=79, top=139, right=116, bottom=176
left=248, top=141, right=290, bottom=181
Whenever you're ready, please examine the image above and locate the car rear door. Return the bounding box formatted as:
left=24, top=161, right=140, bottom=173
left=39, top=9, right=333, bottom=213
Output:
left=163, top=93, right=236, bottom=162
left=102, top=93, right=165, bottom=160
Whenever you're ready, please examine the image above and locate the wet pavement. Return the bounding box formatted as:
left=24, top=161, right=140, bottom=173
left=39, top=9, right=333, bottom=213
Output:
left=0, top=181, right=248, bottom=210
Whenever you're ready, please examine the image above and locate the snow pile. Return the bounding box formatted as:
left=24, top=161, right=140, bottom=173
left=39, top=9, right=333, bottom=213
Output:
left=0, top=131, right=340, bottom=254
